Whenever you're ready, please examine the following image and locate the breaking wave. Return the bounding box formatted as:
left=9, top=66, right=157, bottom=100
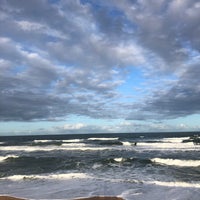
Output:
left=149, top=180, right=200, bottom=188
left=0, top=173, right=91, bottom=181
left=87, top=137, right=119, bottom=141
left=0, top=155, right=19, bottom=162
left=151, top=158, right=200, bottom=167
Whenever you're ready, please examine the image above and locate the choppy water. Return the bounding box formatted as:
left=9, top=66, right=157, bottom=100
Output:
left=0, top=132, right=200, bottom=199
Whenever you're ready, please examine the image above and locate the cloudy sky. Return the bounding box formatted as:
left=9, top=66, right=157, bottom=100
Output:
left=1, top=0, right=200, bottom=135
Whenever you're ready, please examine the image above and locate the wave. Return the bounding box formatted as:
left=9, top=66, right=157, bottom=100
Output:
left=1, top=142, right=198, bottom=155
left=149, top=180, right=200, bottom=188
left=137, top=141, right=199, bottom=151
left=114, top=157, right=124, bottom=162
left=32, top=140, right=63, bottom=146
left=95, top=140, right=123, bottom=146
left=33, top=139, right=84, bottom=145
left=0, top=145, right=60, bottom=152
left=33, top=139, right=56, bottom=143
left=161, top=137, right=190, bottom=143
left=122, top=141, right=132, bottom=146
left=0, top=155, right=19, bottom=162
left=0, top=173, right=91, bottom=181
left=62, top=139, right=84, bottom=143
left=61, top=145, right=116, bottom=151
left=87, top=137, right=119, bottom=141
left=92, top=163, right=103, bottom=169
left=87, top=138, right=122, bottom=146
left=151, top=158, right=200, bottom=167
left=0, top=144, right=114, bottom=152
left=61, top=142, right=86, bottom=147
left=101, top=157, right=152, bottom=166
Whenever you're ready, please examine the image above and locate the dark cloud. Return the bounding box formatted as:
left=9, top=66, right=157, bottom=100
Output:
left=86, top=0, right=200, bottom=71
left=151, top=64, right=200, bottom=117
left=128, top=64, right=200, bottom=120
left=0, top=0, right=126, bottom=121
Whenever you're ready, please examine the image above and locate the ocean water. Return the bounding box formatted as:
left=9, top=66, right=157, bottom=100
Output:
left=0, top=132, right=200, bottom=200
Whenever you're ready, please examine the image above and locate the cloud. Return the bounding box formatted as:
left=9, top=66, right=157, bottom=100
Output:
left=86, top=0, right=200, bottom=71
left=52, top=120, right=194, bottom=134
left=63, top=123, right=86, bottom=130
left=0, top=0, right=200, bottom=124
left=55, top=123, right=111, bottom=134
left=128, top=63, right=200, bottom=120
left=0, top=0, right=149, bottom=122
left=150, top=64, right=200, bottom=117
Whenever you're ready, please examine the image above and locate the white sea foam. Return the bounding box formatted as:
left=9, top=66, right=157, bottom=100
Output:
left=122, top=141, right=132, bottom=146
left=1, top=173, right=91, bottom=181
left=46, top=173, right=91, bottom=180
left=151, top=158, right=200, bottom=167
left=0, top=145, right=57, bottom=152
left=92, top=163, right=103, bottom=169
left=120, top=182, right=200, bottom=200
left=61, top=142, right=86, bottom=147
left=63, top=147, right=111, bottom=151
left=87, top=137, right=119, bottom=141
left=161, top=137, right=189, bottom=143
left=62, top=139, right=83, bottom=143
left=138, top=140, right=199, bottom=151
left=33, top=139, right=60, bottom=143
left=0, top=145, right=112, bottom=152
left=0, top=157, right=4, bottom=162
left=0, top=155, right=19, bottom=162
left=149, top=180, right=200, bottom=188
left=33, top=139, right=49, bottom=143
left=114, top=157, right=124, bottom=162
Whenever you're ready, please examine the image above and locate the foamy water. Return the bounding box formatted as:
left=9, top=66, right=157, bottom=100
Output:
left=0, top=144, right=114, bottom=152
left=87, top=137, right=119, bottom=141
left=122, top=141, right=132, bottom=146
left=33, top=139, right=60, bottom=143
left=151, top=158, right=200, bottom=167
left=1, top=173, right=91, bottom=181
left=114, top=157, right=124, bottom=162
left=62, top=139, right=84, bottom=143
left=0, top=154, right=19, bottom=162
left=148, top=180, right=200, bottom=188
left=138, top=140, right=199, bottom=151
left=0, top=133, right=200, bottom=200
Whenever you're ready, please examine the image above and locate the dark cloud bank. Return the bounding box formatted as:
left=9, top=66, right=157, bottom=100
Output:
left=0, top=0, right=200, bottom=122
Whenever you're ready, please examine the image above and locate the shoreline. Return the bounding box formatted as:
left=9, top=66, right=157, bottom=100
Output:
left=0, top=196, right=124, bottom=200
left=0, top=197, right=25, bottom=200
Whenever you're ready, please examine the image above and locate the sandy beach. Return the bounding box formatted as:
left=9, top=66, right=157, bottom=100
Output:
left=0, top=197, right=25, bottom=200
left=0, top=196, right=124, bottom=200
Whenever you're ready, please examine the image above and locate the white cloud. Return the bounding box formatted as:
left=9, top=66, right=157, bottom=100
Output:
left=63, top=123, right=86, bottom=130
left=17, top=20, right=44, bottom=31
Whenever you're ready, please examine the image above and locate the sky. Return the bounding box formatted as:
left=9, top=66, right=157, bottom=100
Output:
left=0, top=0, right=200, bottom=135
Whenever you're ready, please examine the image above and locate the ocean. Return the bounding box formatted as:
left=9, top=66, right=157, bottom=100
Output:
left=0, top=132, right=200, bottom=200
